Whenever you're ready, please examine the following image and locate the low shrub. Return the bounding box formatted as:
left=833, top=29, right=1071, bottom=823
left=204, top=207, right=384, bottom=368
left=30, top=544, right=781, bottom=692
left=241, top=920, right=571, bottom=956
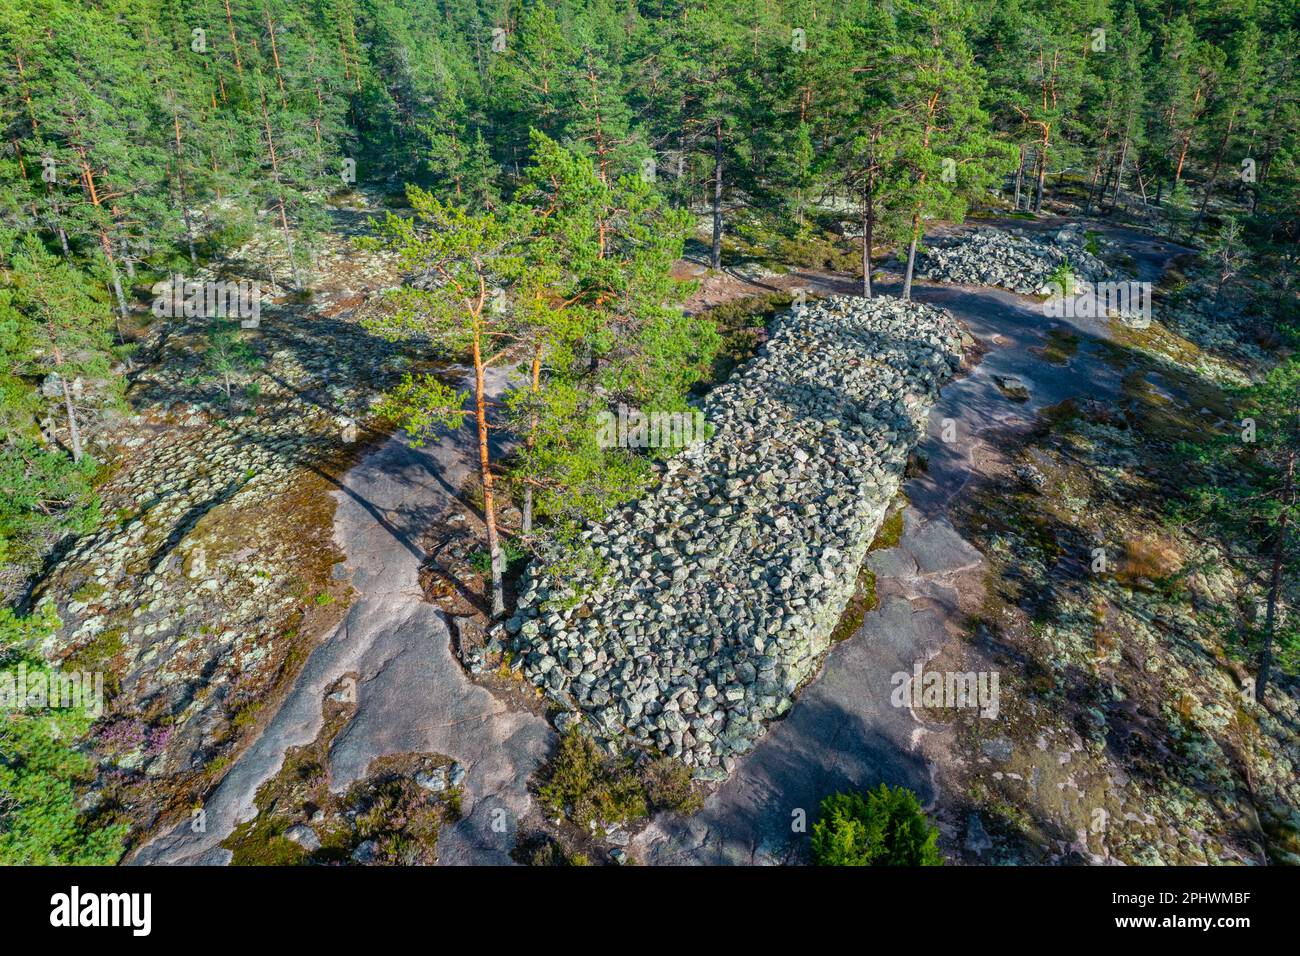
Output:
left=642, top=757, right=704, bottom=815
left=537, top=728, right=647, bottom=829
left=811, top=783, right=942, bottom=866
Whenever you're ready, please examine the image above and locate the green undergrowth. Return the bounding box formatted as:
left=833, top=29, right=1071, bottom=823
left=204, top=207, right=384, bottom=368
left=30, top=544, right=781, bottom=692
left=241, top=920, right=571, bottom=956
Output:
left=512, top=831, right=593, bottom=866
left=721, top=209, right=861, bottom=273
left=702, top=292, right=797, bottom=387
left=534, top=727, right=703, bottom=835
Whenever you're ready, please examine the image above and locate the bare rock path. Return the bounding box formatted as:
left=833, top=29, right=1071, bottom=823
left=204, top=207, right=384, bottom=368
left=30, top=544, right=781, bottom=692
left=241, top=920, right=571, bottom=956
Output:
left=132, top=367, right=553, bottom=865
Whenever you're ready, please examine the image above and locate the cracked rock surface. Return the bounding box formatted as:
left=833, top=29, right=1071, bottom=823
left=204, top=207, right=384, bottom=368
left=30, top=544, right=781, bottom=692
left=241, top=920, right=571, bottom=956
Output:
left=132, top=367, right=553, bottom=865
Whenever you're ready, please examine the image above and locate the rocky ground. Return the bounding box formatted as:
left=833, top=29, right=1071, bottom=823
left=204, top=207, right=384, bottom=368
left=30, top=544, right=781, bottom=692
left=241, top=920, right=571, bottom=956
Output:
left=629, top=214, right=1299, bottom=866
left=37, top=194, right=1295, bottom=867
left=936, top=394, right=1299, bottom=864
left=129, top=361, right=554, bottom=866
left=31, top=198, right=430, bottom=849
left=508, top=296, right=964, bottom=776
left=917, top=223, right=1119, bottom=295
left=925, top=295, right=1300, bottom=864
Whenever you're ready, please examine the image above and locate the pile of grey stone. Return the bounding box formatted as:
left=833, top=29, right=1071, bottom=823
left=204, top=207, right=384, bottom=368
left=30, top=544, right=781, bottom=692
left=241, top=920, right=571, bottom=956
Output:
left=917, top=225, right=1116, bottom=295
left=507, top=294, right=963, bottom=779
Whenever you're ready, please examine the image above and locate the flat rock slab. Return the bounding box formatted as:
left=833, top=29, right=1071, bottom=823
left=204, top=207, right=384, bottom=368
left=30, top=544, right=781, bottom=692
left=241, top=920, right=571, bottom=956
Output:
left=130, top=594, right=440, bottom=865
left=326, top=596, right=552, bottom=865
left=133, top=367, right=553, bottom=866
left=868, top=509, right=983, bottom=582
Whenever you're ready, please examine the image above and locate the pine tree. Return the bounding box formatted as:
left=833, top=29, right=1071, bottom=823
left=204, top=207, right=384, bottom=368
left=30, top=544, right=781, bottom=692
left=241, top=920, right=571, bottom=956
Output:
left=815, top=3, right=900, bottom=296
left=1190, top=361, right=1300, bottom=702
left=5, top=235, right=120, bottom=464
left=648, top=0, right=752, bottom=270
left=888, top=0, right=1015, bottom=300
left=360, top=190, right=534, bottom=618
left=0, top=603, right=126, bottom=864
left=1145, top=15, right=1212, bottom=198
left=1084, top=4, right=1147, bottom=213
left=505, top=131, right=716, bottom=535
left=1192, top=25, right=1263, bottom=234
left=204, top=317, right=262, bottom=404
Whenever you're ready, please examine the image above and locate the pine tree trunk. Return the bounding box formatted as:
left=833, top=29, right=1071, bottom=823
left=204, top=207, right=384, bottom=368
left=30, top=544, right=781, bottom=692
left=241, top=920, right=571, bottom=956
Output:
left=106, top=247, right=129, bottom=323
left=223, top=0, right=243, bottom=74
left=861, top=174, right=874, bottom=298
left=473, top=329, right=504, bottom=619
left=1013, top=144, right=1024, bottom=210
left=75, top=151, right=130, bottom=324
left=278, top=197, right=302, bottom=291
left=1194, top=111, right=1240, bottom=234
left=521, top=348, right=541, bottom=535
left=44, top=186, right=71, bottom=258
left=1085, top=158, right=1101, bottom=215
left=265, top=7, right=285, bottom=92
left=179, top=192, right=198, bottom=266
left=258, top=82, right=302, bottom=291
left=51, top=344, right=82, bottom=463
left=711, top=117, right=723, bottom=271
left=1033, top=138, right=1048, bottom=213
left=61, top=376, right=82, bottom=463
left=902, top=215, right=920, bottom=301
left=1111, top=136, right=1130, bottom=209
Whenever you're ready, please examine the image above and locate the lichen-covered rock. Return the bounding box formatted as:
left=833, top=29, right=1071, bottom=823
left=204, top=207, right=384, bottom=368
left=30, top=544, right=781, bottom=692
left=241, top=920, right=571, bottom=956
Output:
left=28, top=197, right=408, bottom=804
left=511, top=294, right=964, bottom=775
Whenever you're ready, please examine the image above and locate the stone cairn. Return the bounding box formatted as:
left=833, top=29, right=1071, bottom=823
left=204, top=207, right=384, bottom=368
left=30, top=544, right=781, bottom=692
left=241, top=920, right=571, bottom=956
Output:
left=507, top=294, right=964, bottom=779
left=917, top=224, right=1116, bottom=295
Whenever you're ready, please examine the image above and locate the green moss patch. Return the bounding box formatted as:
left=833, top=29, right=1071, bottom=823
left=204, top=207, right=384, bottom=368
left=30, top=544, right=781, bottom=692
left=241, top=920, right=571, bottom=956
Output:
left=60, top=626, right=127, bottom=698
left=870, top=506, right=906, bottom=552
left=830, top=566, right=878, bottom=644
left=1039, top=328, right=1080, bottom=366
